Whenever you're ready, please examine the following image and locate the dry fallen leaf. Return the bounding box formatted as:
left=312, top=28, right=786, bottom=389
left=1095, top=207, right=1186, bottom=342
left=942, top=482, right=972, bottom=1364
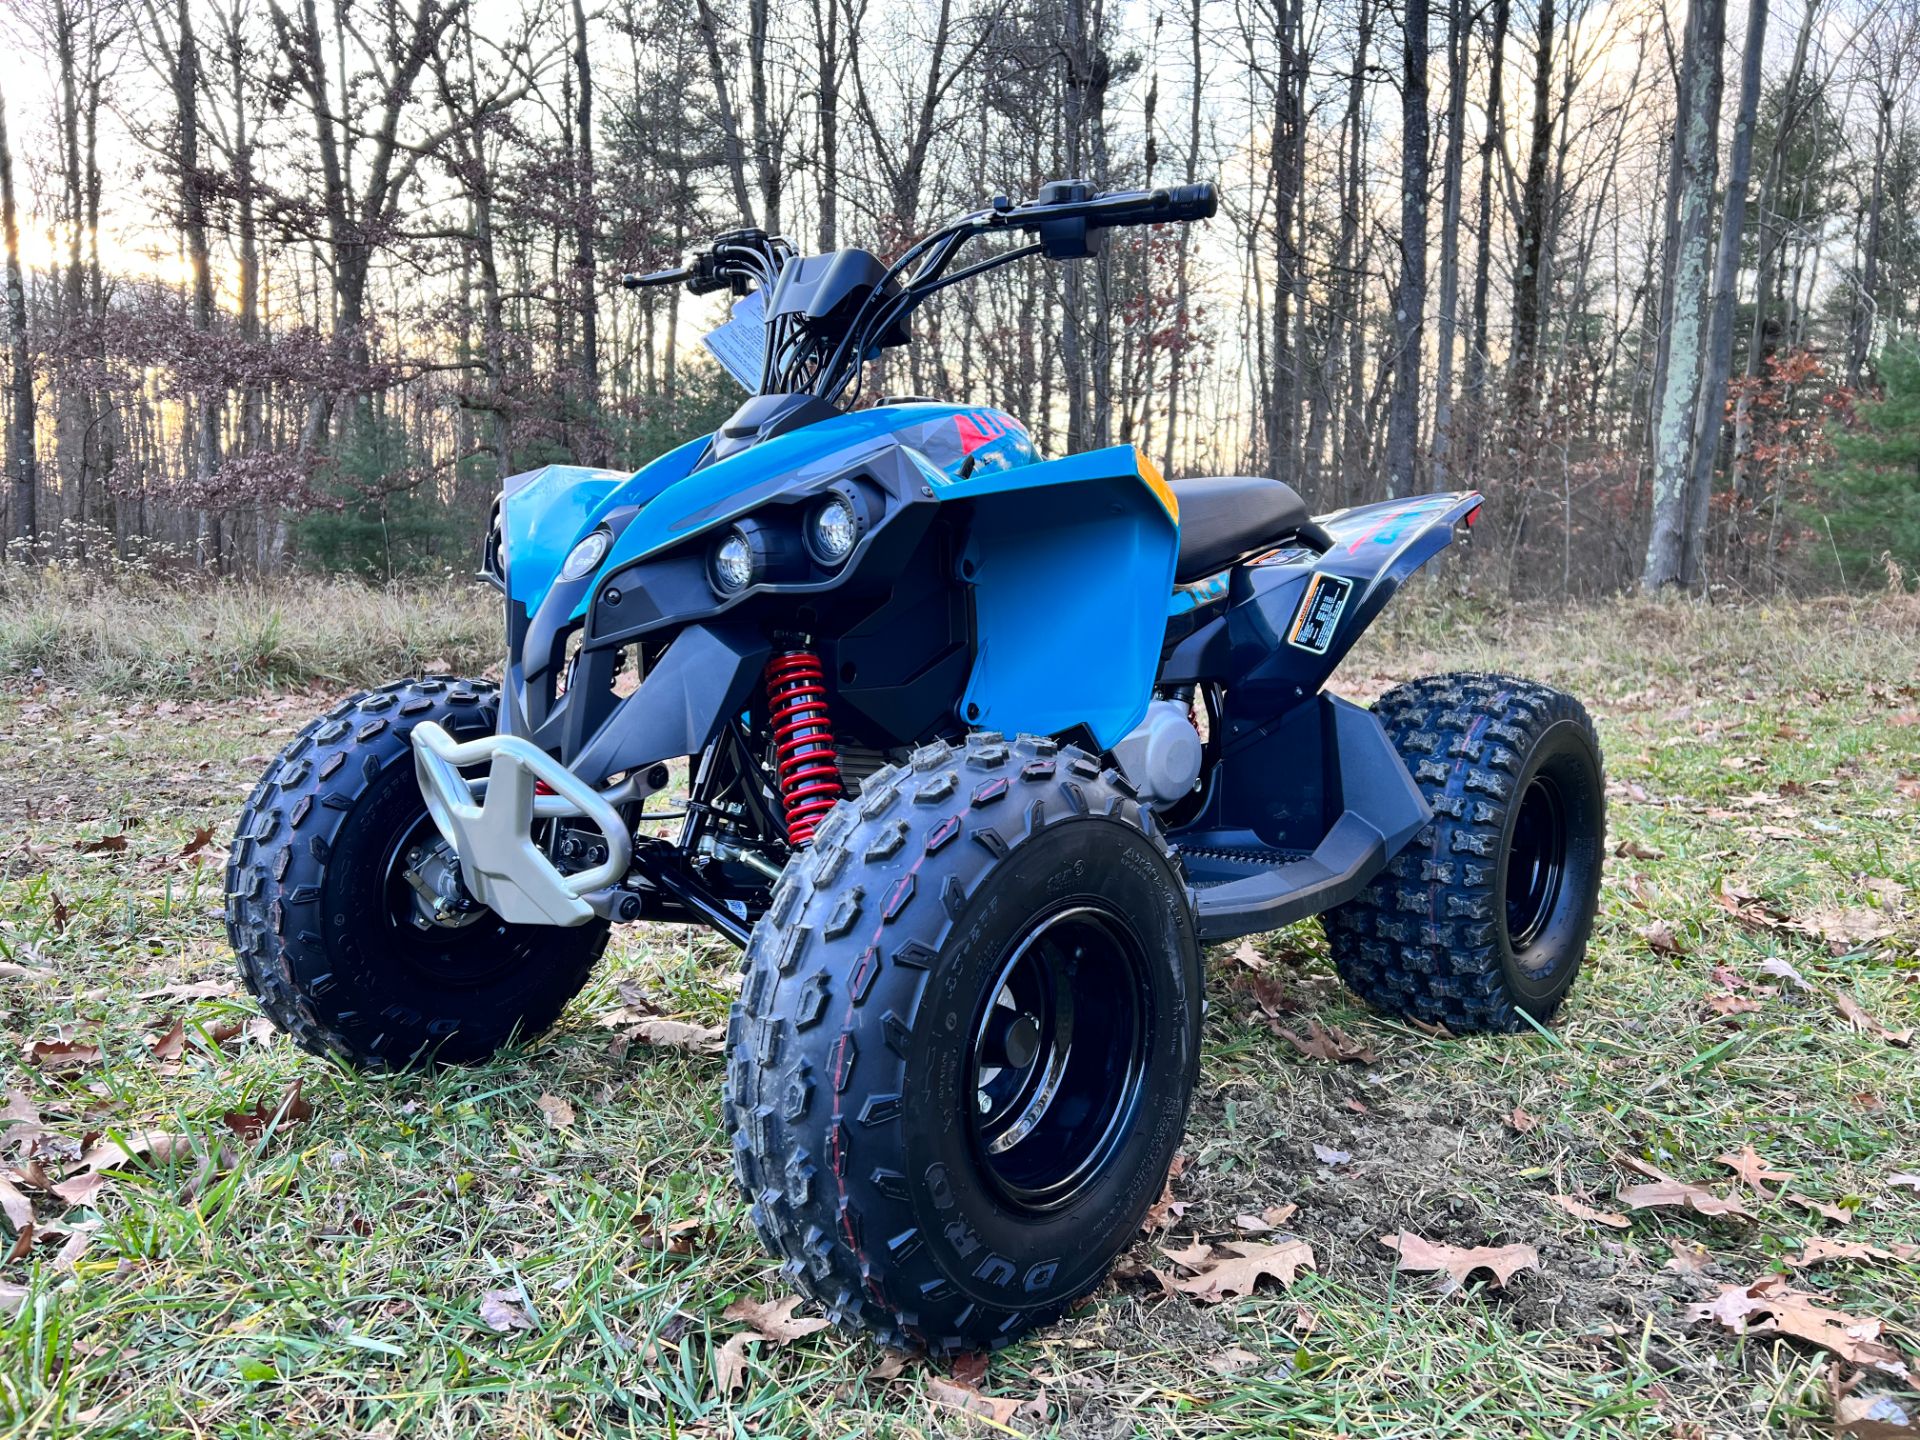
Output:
left=478, top=1288, right=536, bottom=1333
left=624, top=1018, right=725, bottom=1054
left=1802, top=907, right=1896, bottom=955
left=1706, top=992, right=1763, bottom=1017
left=1687, top=1274, right=1907, bottom=1378
left=713, top=1332, right=757, bottom=1396
left=535, top=1094, right=575, bottom=1130
left=1638, top=920, right=1686, bottom=956
left=1754, top=957, right=1810, bottom=993
left=48, top=1172, right=108, bottom=1207
left=1888, top=1174, right=1920, bottom=1194
left=1614, top=838, right=1666, bottom=860
left=0, top=1174, right=32, bottom=1230
left=1158, top=1237, right=1215, bottom=1271
left=1550, top=1194, right=1631, bottom=1230
left=1835, top=1391, right=1917, bottom=1439
left=1618, top=1180, right=1754, bottom=1222
left=133, top=980, right=237, bottom=1002
left=78, top=1131, right=192, bottom=1174
left=1140, top=1153, right=1188, bottom=1233
left=223, top=1079, right=314, bottom=1144
left=1278, top=1018, right=1377, bottom=1065
left=0, top=1282, right=26, bottom=1318
left=76, top=834, right=128, bottom=855
left=26, top=1038, right=102, bottom=1074
left=1716, top=1144, right=1793, bottom=1198
left=926, top=1374, right=1019, bottom=1426
left=1168, top=1239, right=1316, bottom=1302
left=1379, top=1232, right=1541, bottom=1288
left=1835, top=993, right=1914, bottom=1047
left=1785, top=1192, right=1859, bottom=1226
left=1509, top=1106, right=1539, bottom=1133
left=1312, top=1143, right=1351, bottom=1167
left=1791, top=1236, right=1918, bottom=1268
left=1233, top=1203, right=1297, bottom=1234
left=149, top=1019, right=187, bottom=1064
left=1664, top=1239, right=1714, bottom=1274
left=722, top=1294, right=831, bottom=1344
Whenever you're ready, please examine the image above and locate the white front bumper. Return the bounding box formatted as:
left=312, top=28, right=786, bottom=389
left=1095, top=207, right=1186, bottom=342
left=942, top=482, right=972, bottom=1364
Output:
left=410, top=721, right=633, bottom=927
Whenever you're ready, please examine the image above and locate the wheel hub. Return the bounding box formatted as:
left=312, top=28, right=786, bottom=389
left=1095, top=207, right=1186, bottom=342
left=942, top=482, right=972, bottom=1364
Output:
left=396, top=834, right=486, bottom=932
left=967, top=906, right=1151, bottom=1212
left=1505, top=772, right=1568, bottom=953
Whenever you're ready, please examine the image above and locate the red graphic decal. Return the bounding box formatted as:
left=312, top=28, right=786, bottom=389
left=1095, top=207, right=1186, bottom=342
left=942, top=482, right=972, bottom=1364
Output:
left=955, top=414, right=994, bottom=454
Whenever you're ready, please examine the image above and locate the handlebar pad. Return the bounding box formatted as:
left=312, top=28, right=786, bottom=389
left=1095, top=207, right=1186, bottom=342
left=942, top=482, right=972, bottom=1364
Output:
left=1094, top=183, right=1217, bottom=227
left=1160, top=183, right=1217, bottom=222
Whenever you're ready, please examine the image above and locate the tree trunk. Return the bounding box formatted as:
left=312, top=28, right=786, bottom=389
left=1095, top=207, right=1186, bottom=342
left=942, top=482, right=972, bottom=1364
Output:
left=572, top=0, right=602, bottom=460
left=0, top=86, right=35, bottom=542
left=1643, top=0, right=1726, bottom=590
left=1430, top=0, right=1469, bottom=483
left=1682, top=0, right=1768, bottom=583
left=1507, top=0, right=1557, bottom=432
left=1385, top=0, right=1429, bottom=496
left=1463, top=0, right=1508, bottom=480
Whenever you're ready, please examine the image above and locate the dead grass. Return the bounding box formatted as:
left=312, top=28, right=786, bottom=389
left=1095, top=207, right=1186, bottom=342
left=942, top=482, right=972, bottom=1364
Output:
left=1, top=590, right=1916, bottom=1438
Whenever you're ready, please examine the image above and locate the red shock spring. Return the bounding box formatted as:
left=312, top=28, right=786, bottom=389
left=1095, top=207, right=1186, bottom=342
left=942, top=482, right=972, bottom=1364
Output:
left=765, top=649, right=842, bottom=846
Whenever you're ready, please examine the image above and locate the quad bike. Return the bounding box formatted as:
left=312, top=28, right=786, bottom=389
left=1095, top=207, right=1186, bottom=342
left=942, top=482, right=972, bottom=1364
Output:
left=226, top=179, right=1605, bottom=1353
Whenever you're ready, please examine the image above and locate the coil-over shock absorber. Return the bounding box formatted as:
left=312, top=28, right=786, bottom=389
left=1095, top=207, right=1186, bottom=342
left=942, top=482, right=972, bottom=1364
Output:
left=764, top=649, right=843, bottom=846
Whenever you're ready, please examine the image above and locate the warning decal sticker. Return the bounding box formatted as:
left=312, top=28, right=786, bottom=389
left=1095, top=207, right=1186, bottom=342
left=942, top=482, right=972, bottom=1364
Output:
left=1287, top=573, right=1353, bottom=654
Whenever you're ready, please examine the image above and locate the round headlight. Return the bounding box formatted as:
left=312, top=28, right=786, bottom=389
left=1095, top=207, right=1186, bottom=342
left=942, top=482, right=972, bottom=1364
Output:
left=712, top=528, right=756, bottom=592
left=558, top=528, right=611, bottom=583
left=810, top=494, right=858, bottom=564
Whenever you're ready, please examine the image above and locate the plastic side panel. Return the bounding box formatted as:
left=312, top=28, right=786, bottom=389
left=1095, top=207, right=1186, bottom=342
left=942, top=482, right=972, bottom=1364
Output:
left=500, top=442, right=705, bottom=611
left=960, top=449, right=1178, bottom=748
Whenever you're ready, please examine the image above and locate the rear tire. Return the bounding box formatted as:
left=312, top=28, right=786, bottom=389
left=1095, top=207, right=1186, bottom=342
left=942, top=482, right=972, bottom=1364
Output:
left=225, top=678, right=609, bottom=1070
left=1322, top=673, right=1604, bottom=1033
left=725, top=733, right=1203, bottom=1352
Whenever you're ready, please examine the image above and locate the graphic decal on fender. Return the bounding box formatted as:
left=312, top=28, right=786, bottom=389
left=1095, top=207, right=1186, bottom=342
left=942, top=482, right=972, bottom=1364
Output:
left=1287, top=572, right=1353, bottom=654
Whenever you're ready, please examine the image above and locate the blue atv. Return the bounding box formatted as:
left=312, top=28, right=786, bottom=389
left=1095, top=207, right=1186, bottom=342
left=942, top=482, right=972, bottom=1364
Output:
left=226, top=180, right=1605, bottom=1352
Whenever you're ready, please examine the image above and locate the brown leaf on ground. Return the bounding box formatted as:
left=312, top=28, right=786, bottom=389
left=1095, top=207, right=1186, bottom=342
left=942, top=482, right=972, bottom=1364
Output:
left=1785, top=1192, right=1859, bottom=1226
left=638, top=1217, right=708, bottom=1256
left=722, top=1294, right=831, bottom=1344
left=1835, top=993, right=1914, bottom=1047
left=1169, top=1239, right=1316, bottom=1302
left=1614, top=838, right=1665, bottom=860
left=178, top=826, right=216, bottom=858
left=477, top=1288, right=537, bottom=1333
left=623, top=1018, right=724, bottom=1054
left=1760, top=956, right=1811, bottom=990
left=1230, top=940, right=1267, bottom=971
left=1278, top=1018, right=1377, bottom=1065
left=1140, top=1154, right=1188, bottom=1233
left=78, top=1131, right=191, bottom=1174
left=1404, top=1016, right=1456, bottom=1039
left=27, top=1038, right=101, bottom=1074
left=1686, top=1274, right=1907, bottom=1378
left=1802, top=906, right=1896, bottom=955
left=133, top=980, right=236, bottom=1001
left=1619, top=1180, right=1755, bottom=1222
left=1509, top=1106, right=1539, bottom=1133
left=5, top=1224, right=30, bottom=1263
left=713, top=1332, right=757, bottom=1395
left=149, top=1018, right=186, bottom=1063
left=1716, top=1144, right=1793, bottom=1198
left=926, top=1374, right=1019, bottom=1425
left=0, top=1174, right=32, bottom=1229
left=948, top=1350, right=989, bottom=1387
left=48, top=1171, right=107, bottom=1207
left=1638, top=920, right=1686, bottom=956
left=1712, top=878, right=1791, bottom=931
left=76, top=834, right=128, bottom=854
left=1707, top=992, right=1763, bottom=1017
left=1379, top=1232, right=1540, bottom=1288
left=0, top=1282, right=27, bottom=1318
left=1664, top=1240, right=1714, bottom=1274
left=223, top=1079, right=314, bottom=1144
left=1888, top=1174, right=1920, bottom=1194
left=1158, top=1237, right=1214, bottom=1271
left=1835, top=1391, right=1917, bottom=1439
left=535, top=1094, right=575, bottom=1130
left=1550, top=1194, right=1630, bottom=1230
left=0, top=962, right=52, bottom=983
left=1207, top=1346, right=1262, bottom=1375
left=867, top=1349, right=915, bottom=1382
left=1791, top=1237, right=1918, bottom=1268
left=1233, top=1203, right=1297, bottom=1234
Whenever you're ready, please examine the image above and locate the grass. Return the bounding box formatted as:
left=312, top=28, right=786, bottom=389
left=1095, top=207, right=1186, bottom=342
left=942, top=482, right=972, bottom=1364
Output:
left=1, top=584, right=1916, bottom=1438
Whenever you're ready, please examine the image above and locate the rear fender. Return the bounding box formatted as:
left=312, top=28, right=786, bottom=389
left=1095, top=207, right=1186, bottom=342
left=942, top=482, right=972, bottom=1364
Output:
left=1165, top=490, right=1481, bottom=705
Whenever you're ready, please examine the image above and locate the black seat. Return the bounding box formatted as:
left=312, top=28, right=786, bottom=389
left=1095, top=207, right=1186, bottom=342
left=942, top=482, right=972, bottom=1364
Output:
left=1170, top=476, right=1319, bottom=583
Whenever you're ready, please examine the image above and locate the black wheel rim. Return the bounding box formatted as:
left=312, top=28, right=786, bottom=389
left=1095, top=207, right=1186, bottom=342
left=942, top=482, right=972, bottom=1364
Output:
left=966, top=905, right=1151, bottom=1213
left=1505, top=772, right=1568, bottom=956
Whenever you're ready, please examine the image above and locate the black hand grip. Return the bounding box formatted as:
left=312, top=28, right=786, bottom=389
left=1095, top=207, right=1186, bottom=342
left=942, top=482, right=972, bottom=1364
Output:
left=1160, top=182, right=1217, bottom=222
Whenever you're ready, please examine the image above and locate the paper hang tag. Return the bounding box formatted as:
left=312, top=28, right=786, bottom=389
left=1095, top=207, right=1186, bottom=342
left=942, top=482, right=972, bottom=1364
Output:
left=700, top=288, right=768, bottom=392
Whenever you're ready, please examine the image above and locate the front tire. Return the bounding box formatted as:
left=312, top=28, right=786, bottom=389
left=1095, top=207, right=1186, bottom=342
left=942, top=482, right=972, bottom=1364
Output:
left=1323, top=673, right=1605, bottom=1033
left=725, top=733, right=1203, bottom=1352
left=225, top=677, right=609, bottom=1070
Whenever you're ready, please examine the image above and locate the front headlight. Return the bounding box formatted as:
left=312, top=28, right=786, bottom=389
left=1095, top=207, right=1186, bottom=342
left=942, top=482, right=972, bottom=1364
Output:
left=809, top=493, right=859, bottom=565
left=711, top=527, right=756, bottom=593
left=559, top=528, right=612, bottom=583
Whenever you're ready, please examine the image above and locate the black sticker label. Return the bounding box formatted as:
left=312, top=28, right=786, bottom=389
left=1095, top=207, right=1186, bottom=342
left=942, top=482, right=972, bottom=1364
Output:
left=1287, top=573, right=1352, bottom=654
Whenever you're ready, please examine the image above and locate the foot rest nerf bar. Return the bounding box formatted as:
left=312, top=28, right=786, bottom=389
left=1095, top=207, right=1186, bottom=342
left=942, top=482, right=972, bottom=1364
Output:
left=1191, top=696, right=1430, bottom=943
left=411, top=721, right=632, bottom=928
